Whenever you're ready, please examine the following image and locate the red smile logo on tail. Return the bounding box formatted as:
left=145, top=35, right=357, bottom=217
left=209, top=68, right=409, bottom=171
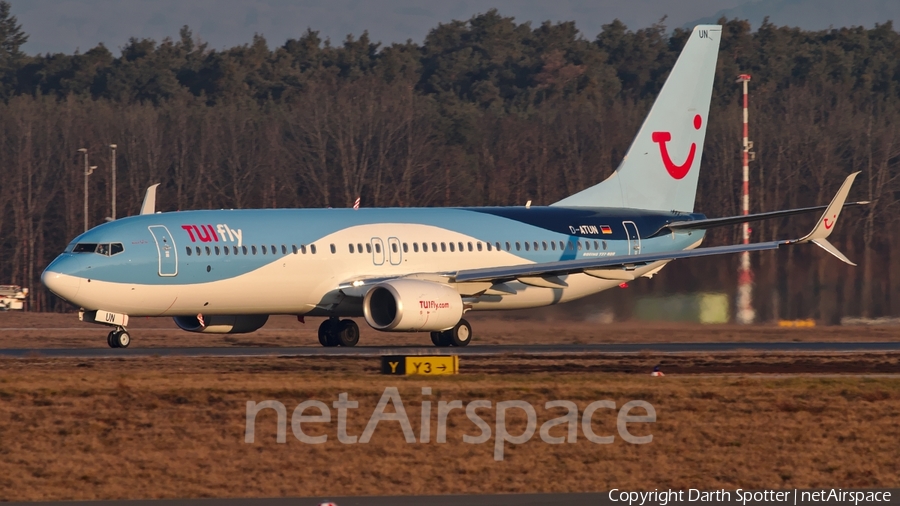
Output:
left=652, top=114, right=702, bottom=180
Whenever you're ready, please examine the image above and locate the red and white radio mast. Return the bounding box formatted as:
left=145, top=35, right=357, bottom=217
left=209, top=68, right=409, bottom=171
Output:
left=736, top=74, right=755, bottom=324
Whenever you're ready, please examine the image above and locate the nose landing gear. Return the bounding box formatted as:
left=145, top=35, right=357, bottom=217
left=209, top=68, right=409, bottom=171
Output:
left=80, top=309, right=132, bottom=349
left=107, top=328, right=131, bottom=348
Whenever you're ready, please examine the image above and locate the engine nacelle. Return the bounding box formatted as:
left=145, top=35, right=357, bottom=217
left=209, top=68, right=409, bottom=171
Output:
left=363, top=279, right=463, bottom=332
left=173, top=314, right=269, bottom=334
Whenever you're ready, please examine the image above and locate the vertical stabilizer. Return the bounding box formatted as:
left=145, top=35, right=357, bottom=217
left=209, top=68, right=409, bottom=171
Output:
left=552, top=25, right=722, bottom=211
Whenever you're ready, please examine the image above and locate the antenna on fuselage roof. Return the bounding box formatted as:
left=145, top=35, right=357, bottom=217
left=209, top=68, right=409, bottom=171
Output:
left=140, top=184, right=160, bottom=215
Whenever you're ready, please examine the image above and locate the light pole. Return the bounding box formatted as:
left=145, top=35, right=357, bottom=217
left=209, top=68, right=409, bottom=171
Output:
left=78, top=148, right=95, bottom=232
left=110, top=144, right=117, bottom=220
left=735, top=74, right=755, bottom=324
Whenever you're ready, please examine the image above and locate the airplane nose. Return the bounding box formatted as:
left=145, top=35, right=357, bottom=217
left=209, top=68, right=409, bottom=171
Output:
left=42, top=266, right=81, bottom=302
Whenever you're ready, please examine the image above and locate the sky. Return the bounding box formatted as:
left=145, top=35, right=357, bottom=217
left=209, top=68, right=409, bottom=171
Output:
left=7, top=0, right=900, bottom=55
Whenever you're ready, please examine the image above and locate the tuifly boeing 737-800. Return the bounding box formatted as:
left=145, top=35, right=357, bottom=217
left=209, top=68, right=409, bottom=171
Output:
left=42, top=25, right=865, bottom=349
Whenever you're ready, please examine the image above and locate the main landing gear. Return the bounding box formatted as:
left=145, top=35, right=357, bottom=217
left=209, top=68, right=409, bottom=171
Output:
left=430, top=319, right=472, bottom=347
left=318, top=318, right=360, bottom=347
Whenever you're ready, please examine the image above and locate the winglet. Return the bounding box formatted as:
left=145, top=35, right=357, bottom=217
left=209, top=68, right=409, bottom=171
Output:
left=797, top=172, right=859, bottom=243
left=793, top=171, right=860, bottom=265
left=140, top=184, right=160, bottom=215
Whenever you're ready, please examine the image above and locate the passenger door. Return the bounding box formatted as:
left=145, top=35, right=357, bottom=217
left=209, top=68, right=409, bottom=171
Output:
left=148, top=225, right=178, bottom=276
left=622, top=221, right=641, bottom=255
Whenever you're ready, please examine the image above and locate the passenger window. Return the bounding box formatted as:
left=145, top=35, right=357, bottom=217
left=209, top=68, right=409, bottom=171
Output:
left=186, top=246, right=192, bottom=256
left=375, top=243, right=381, bottom=254
left=251, top=246, right=257, bottom=255
left=486, top=242, right=492, bottom=251
left=271, top=245, right=276, bottom=254
left=533, top=242, right=539, bottom=251
left=234, top=246, right=239, bottom=255
left=330, top=244, right=336, bottom=254
left=567, top=242, right=574, bottom=251
left=413, top=243, right=419, bottom=253
left=403, top=243, right=408, bottom=253
left=602, top=241, right=608, bottom=250
left=476, top=242, right=482, bottom=252
left=449, top=242, right=455, bottom=252
left=505, top=242, right=511, bottom=251
left=300, top=245, right=307, bottom=254
left=282, top=245, right=287, bottom=254
left=441, top=243, right=447, bottom=252
left=242, top=246, right=248, bottom=255
left=205, top=246, right=212, bottom=255
left=366, top=243, right=372, bottom=253
left=292, top=245, right=298, bottom=254
left=215, top=246, right=220, bottom=255
left=261, top=245, right=267, bottom=255
left=421, top=243, right=427, bottom=252
left=357, top=243, right=363, bottom=253
left=515, top=242, right=521, bottom=251
left=391, top=243, right=398, bottom=253
left=311, top=244, right=317, bottom=254
left=458, top=242, right=464, bottom=252
left=432, top=242, right=438, bottom=252
left=551, top=241, right=556, bottom=251
left=585, top=241, right=591, bottom=250
left=349, top=244, right=355, bottom=253
left=224, top=246, right=229, bottom=255
left=577, top=242, right=582, bottom=251
left=524, top=242, right=529, bottom=251
left=468, top=242, right=474, bottom=252
left=495, top=242, right=501, bottom=251
left=594, top=241, right=600, bottom=250
left=559, top=241, right=565, bottom=250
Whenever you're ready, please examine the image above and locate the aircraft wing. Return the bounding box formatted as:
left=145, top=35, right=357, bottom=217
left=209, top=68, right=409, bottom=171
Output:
left=339, top=172, right=860, bottom=293
left=454, top=171, right=861, bottom=284
left=659, top=201, right=868, bottom=233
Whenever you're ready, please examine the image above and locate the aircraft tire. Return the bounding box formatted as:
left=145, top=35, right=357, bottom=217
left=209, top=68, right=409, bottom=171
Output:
left=431, top=330, right=452, bottom=347
left=336, top=319, right=360, bottom=347
left=114, top=331, right=131, bottom=348
left=107, top=331, right=118, bottom=348
left=448, top=319, right=472, bottom=347
left=318, top=320, right=339, bottom=347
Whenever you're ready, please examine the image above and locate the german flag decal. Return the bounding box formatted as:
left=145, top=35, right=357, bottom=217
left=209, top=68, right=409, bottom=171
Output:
left=600, top=225, right=613, bottom=234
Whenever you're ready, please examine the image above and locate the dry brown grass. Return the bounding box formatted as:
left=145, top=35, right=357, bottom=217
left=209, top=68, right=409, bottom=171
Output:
left=0, top=356, right=898, bottom=501
left=1, top=312, right=899, bottom=349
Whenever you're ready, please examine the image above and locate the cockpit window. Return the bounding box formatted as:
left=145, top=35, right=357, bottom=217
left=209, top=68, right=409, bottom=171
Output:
left=72, top=242, right=124, bottom=256
left=73, top=243, right=98, bottom=253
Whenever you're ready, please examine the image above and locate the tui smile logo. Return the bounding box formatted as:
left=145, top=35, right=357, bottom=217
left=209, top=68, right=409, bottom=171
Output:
left=652, top=114, right=702, bottom=180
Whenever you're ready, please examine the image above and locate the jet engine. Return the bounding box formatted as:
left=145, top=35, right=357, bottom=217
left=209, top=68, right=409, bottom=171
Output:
left=363, top=279, right=463, bottom=332
left=173, top=314, right=269, bottom=334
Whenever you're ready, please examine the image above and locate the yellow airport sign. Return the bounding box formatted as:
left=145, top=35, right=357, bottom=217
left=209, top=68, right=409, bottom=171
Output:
left=382, top=356, right=459, bottom=375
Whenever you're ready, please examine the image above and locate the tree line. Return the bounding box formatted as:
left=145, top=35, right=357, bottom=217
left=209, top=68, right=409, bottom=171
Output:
left=0, top=2, right=898, bottom=321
